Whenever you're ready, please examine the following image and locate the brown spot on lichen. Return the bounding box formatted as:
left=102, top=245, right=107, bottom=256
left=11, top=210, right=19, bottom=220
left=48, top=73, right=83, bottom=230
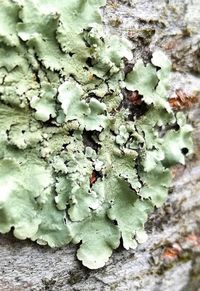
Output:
left=162, top=243, right=182, bottom=262
left=184, top=233, right=200, bottom=250
left=127, top=90, right=142, bottom=105
left=90, top=171, right=97, bottom=186
left=168, top=89, right=198, bottom=111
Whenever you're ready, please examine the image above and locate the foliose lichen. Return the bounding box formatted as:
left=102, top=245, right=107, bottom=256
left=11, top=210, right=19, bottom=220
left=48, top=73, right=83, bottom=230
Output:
left=0, top=0, right=193, bottom=269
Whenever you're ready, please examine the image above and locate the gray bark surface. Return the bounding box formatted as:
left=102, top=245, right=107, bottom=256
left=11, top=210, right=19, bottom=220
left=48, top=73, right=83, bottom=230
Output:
left=0, top=0, right=200, bottom=290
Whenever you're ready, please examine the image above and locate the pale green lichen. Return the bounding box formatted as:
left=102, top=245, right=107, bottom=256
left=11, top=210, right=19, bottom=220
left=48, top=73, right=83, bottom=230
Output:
left=0, top=0, right=193, bottom=269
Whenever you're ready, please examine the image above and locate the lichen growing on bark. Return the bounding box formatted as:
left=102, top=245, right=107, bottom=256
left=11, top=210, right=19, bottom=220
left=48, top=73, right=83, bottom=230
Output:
left=0, top=0, right=193, bottom=269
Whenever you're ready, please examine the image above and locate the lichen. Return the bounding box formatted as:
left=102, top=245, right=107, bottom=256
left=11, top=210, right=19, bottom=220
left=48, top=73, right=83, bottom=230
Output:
left=0, top=0, right=193, bottom=269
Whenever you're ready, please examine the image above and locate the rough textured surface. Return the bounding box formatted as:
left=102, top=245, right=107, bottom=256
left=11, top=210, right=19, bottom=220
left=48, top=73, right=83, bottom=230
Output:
left=0, top=0, right=200, bottom=290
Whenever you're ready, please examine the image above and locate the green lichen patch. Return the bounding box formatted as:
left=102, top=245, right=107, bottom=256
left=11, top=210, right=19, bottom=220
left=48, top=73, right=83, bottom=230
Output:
left=0, top=0, right=193, bottom=269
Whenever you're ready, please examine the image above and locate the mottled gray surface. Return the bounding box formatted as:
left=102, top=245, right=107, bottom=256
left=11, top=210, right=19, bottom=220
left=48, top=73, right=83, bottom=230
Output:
left=0, top=0, right=200, bottom=290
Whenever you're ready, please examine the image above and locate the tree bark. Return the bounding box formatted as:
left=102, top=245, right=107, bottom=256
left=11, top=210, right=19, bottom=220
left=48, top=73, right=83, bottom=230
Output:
left=0, top=0, right=200, bottom=290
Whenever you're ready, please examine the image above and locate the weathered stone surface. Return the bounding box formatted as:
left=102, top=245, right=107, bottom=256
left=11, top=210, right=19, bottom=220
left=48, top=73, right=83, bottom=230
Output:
left=0, top=0, right=199, bottom=290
